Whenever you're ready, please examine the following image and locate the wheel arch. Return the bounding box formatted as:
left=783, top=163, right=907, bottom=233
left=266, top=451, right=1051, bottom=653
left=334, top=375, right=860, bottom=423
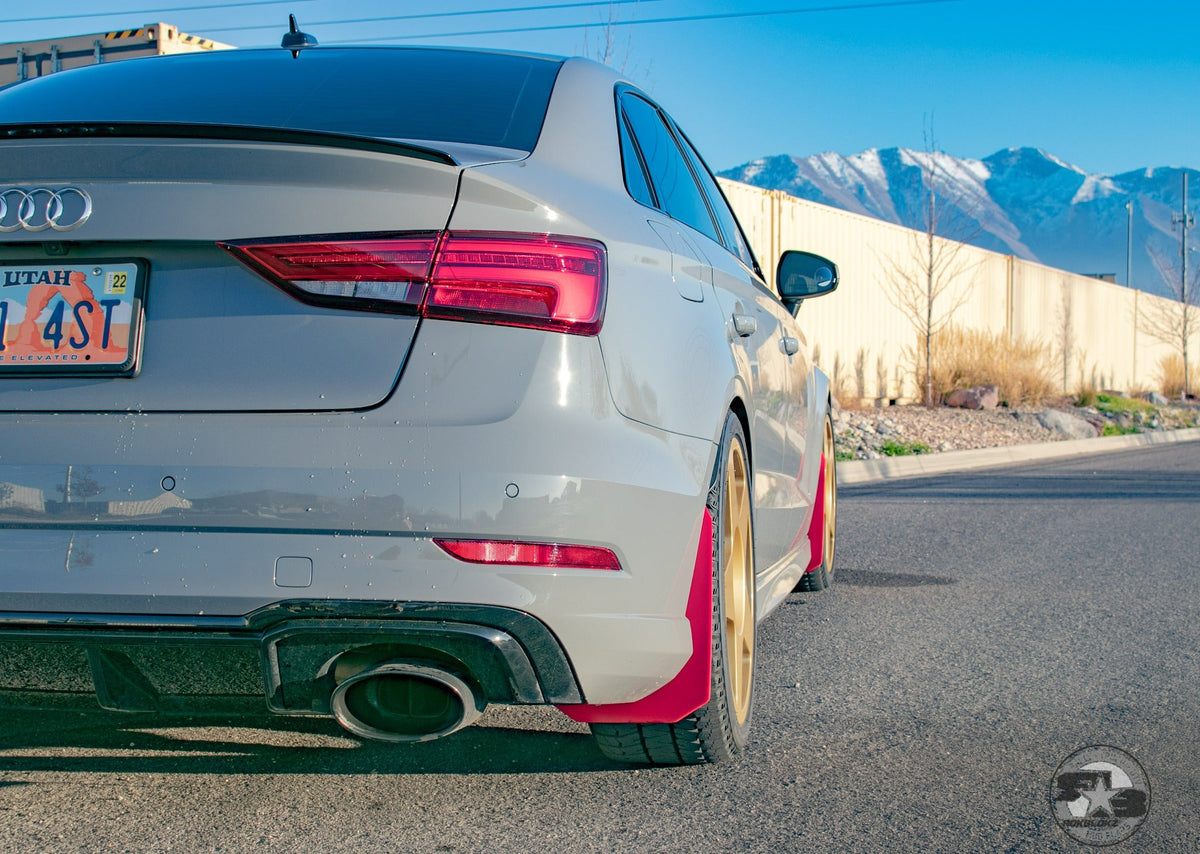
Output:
left=726, top=394, right=752, bottom=479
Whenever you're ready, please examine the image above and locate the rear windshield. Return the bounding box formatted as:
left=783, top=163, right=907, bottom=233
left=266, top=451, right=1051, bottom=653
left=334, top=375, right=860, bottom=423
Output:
left=0, top=47, right=562, bottom=152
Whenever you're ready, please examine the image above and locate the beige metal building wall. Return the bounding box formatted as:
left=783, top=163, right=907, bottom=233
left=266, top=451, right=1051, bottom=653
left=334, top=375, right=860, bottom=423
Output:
left=1009, top=263, right=1133, bottom=393
left=720, top=178, right=1183, bottom=401
left=1, top=23, right=232, bottom=86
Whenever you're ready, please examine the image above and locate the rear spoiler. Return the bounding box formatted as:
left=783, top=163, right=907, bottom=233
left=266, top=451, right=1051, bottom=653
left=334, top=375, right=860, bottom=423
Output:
left=0, top=122, right=458, bottom=166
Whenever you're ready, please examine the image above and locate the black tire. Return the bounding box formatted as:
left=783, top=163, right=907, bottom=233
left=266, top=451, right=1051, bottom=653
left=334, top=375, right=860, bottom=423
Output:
left=591, top=412, right=755, bottom=765
left=796, top=412, right=837, bottom=593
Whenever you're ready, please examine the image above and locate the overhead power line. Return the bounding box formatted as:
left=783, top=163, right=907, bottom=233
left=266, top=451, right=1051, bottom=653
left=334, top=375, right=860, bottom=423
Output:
left=0, top=1, right=311, bottom=26
left=202, top=0, right=672, bottom=35
left=3, top=0, right=959, bottom=41
left=323, top=0, right=963, bottom=44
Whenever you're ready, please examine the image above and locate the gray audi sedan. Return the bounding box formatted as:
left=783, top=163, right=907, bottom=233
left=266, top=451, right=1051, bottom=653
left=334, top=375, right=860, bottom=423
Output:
left=0, top=41, right=838, bottom=765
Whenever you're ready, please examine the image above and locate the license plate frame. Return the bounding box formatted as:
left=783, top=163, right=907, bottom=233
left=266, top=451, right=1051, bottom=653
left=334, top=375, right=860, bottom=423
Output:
left=0, top=259, right=147, bottom=376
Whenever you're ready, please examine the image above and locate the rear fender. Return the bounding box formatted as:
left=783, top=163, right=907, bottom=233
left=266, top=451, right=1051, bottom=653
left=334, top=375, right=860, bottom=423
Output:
left=557, top=509, right=713, bottom=724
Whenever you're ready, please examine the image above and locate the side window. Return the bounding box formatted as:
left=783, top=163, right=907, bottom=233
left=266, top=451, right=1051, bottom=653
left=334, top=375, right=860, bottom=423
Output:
left=620, top=94, right=721, bottom=245
left=678, top=132, right=760, bottom=274
left=618, top=112, right=656, bottom=209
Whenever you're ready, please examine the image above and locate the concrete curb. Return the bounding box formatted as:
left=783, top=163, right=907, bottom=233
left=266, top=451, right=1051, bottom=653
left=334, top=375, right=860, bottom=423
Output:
left=838, top=426, right=1200, bottom=485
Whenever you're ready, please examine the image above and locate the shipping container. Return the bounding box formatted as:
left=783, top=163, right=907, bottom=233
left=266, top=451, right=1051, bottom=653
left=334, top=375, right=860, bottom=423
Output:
left=0, top=23, right=231, bottom=86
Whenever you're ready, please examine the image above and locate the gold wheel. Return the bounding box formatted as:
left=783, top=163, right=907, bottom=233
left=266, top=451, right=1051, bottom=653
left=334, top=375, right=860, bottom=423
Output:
left=723, top=434, right=754, bottom=726
left=588, top=413, right=753, bottom=765
left=822, top=414, right=837, bottom=581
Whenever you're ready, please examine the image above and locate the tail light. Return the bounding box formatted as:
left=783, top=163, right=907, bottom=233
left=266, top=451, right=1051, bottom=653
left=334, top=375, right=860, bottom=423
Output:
left=220, top=235, right=436, bottom=311
left=434, top=538, right=621, bottom=571
left=221, top=232, right=606, bottom=335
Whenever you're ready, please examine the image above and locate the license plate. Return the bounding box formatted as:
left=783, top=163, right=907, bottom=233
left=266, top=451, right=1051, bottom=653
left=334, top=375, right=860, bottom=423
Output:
left=0, top=260, right=145, bottom=375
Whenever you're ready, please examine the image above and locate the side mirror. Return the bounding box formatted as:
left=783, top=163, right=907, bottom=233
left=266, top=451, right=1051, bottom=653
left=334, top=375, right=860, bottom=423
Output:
left=776, top=250, right=839, bottom=310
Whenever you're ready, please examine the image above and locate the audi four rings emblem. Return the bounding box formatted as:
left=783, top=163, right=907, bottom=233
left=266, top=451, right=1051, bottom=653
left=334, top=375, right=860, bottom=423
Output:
left=0, top=187, right=93, bottom=233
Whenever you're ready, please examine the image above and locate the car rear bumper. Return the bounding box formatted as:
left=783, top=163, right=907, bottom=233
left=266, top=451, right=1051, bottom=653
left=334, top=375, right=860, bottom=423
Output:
left=0, top=322, right=719, bottom=706
left=0, top=601, right=582, bottom=715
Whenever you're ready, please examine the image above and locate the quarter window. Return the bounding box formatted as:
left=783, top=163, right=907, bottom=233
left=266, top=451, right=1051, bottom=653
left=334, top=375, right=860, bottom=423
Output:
left=620, top=94, right=721, bottom=245
left=619, top=113, right=656, bottom=209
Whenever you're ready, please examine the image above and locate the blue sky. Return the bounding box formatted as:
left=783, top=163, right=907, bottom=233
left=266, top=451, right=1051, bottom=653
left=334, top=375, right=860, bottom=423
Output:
left=4, top=1, right=1198, bottom=175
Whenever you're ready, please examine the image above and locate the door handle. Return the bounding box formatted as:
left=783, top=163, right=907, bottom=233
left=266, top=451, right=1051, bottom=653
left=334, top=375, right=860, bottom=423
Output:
left=779, top=336, right=799, bottom=355
left=731, top=313, right=757, bottom=337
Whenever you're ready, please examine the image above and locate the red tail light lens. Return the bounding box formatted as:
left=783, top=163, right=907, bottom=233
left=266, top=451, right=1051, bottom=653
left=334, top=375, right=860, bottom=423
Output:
left=434, top=538, right=621, bottom=571
left=426, top=234, right=606, bottom=335
left=222, top=231, right=606, bottom=335
left=220, top=235, right=438, bottom=311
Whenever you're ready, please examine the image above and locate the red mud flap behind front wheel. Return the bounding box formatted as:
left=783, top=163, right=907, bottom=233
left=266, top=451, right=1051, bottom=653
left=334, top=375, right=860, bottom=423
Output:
left=556, top=510, right=714, bottom=724
left=802, top=453, right=828, bottom=574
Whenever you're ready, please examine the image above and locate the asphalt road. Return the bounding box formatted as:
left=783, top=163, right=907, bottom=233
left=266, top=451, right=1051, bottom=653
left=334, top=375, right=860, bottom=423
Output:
left=1, top=442, right=1198, bottom=853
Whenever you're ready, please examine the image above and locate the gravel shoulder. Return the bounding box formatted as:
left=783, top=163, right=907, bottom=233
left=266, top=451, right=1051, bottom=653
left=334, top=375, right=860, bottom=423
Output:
left=834, top=399, right=1200, bottom=461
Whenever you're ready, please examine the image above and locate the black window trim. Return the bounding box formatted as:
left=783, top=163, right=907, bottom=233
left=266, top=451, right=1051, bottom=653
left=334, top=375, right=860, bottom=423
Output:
left=614, top=84, right=765, bottom=284
left=617, top=106, right=659, bottom=209
left=671, top=123, right=764, bottom=281
left=615, top=87, right=721, bottom=240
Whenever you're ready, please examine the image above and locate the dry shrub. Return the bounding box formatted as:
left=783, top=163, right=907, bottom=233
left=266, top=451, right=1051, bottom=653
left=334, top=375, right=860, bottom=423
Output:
left=1126, top=380, right=1153, bottom=399
left=1072, top=349, right=1100, bottom=405
left=837, top=393, right=869, bottom=411
left=912, top=325, right=1056, bottom=406
left=1157, top=354, right=1198, bottom=398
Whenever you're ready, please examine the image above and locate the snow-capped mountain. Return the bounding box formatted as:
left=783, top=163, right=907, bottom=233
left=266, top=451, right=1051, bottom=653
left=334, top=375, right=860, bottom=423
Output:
left=719, top=147, right=1199, bottom=298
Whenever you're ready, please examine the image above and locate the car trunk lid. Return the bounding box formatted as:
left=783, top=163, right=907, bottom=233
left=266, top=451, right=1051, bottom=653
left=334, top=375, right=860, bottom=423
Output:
left=0, top=135, right=461, bottom=412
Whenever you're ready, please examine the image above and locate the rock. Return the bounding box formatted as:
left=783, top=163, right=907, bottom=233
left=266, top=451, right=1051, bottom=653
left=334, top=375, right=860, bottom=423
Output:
left=1144, top=391, right=1168, bottom=406
left=1036, top=409, right=1097, bottom=439
left=945, top=385, right=1000, bottom=410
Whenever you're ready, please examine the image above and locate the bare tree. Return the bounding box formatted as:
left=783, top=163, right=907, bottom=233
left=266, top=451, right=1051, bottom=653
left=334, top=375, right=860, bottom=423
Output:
left=581, top=1, right=635, bottom=71
left=881, top=130, right=982, bottom=405
left=1142, top=244, right=1199, bottom=398
left=56, top=465, right=104, bottom=504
